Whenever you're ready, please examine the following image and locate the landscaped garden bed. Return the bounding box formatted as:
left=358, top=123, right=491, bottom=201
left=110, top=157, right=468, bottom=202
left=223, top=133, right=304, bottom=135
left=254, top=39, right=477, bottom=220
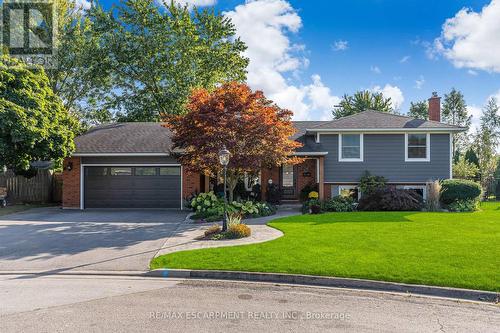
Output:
left=151, top=201, right=500, bottom=292
left=188, top=191, right=276, bottom=223
left=199, top=214, right=252, bottom=241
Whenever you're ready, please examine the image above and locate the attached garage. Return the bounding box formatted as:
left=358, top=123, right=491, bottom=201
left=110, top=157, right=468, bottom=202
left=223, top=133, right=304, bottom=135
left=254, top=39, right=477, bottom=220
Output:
left=62, top=123, right=204, bottom=210
left=83, top=165, right=182, bottom=209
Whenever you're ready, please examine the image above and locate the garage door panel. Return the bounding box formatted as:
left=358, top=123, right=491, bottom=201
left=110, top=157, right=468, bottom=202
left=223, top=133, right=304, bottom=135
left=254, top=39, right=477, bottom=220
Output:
left=84, top=166, right=181, bottom=208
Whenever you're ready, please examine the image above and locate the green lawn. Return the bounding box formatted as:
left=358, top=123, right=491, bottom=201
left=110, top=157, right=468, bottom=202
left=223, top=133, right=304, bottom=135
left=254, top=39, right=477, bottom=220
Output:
left=0, top=204, right=42, bottom=216
left=151, top=202, right=500, bottom=292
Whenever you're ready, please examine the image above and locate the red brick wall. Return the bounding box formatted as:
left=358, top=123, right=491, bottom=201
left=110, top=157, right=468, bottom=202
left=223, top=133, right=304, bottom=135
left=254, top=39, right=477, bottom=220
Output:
left=182, top=168, right=201, bottom=199
left=260, top=166, right=280, bottom=199
left=324, top=184, right=332, bottom=200
left=62, top=157, right=81, bottom=208
left=296, top=159, right=317, bottom=195
left=260, top=159, right=320, bottom=200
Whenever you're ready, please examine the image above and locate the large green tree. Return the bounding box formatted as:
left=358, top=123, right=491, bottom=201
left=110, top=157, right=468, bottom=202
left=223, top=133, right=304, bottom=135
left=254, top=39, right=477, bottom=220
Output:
left=442, top=88, right=471, bottom=156
left=408, top=101, right=428, bottom=120
left=464, top=147, right=480, bottom=167
left=48, top=0, right=113, bottom=126
left=452, top=155, right=479, bottom=180
left=473, top=101, right=498, bottom=196
left=93, top=0, right=248, bottom=122
left=480, top=97, right=500, bottom=145
left=332, top=90, right=392, bottom=119
left=0, top=56, right=79, bottom=175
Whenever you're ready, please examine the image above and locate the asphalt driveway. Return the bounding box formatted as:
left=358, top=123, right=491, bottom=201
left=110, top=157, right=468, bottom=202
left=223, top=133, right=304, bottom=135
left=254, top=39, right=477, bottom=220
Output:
left=0, top=207, right=189, bottom=273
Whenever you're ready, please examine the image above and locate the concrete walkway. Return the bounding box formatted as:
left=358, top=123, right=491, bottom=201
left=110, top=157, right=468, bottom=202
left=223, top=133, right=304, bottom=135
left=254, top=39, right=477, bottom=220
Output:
left=154, top=207, right=300, bottom=257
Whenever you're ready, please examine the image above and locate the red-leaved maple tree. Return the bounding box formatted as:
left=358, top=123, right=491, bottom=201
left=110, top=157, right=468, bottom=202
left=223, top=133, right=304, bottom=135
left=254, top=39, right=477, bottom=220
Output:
left=165, top=82, right=302, bottom=201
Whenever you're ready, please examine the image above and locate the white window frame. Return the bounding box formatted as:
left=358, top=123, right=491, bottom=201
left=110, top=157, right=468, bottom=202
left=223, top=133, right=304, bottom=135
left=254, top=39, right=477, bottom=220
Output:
left=338, top=133, right=364, bottom=162
left=337, top=185, right=361, bottom=200
left=401, top=185, right=427, bottom=201
left=405, top=133, right=430, bottom=162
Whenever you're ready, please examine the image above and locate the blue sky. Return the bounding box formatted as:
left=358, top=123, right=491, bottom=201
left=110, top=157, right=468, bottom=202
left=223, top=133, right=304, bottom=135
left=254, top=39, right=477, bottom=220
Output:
left=97, top=0, right=500, bottom=125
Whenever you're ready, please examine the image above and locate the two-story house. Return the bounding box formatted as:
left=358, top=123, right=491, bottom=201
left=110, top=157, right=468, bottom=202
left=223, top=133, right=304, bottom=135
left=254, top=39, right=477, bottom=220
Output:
left=62, top=93, right=465, bottom=209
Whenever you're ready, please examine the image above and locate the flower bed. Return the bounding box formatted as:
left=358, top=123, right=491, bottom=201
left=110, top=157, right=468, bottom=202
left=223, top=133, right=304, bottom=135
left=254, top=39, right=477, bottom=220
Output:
left=189, top=191, right=276, bottom=222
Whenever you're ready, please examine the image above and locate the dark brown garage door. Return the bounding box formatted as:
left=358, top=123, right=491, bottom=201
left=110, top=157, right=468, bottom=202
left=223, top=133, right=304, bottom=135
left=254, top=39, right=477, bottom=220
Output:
left=84, top=166, right=181, bottom=208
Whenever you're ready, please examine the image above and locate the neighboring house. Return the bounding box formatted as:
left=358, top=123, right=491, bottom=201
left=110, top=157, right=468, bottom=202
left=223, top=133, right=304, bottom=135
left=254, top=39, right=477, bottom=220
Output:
left=62, top=93, right=465, bottom=209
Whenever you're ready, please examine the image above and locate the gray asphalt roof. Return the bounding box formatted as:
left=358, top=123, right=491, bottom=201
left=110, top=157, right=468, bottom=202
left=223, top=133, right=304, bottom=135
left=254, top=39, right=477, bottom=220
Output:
left=290, top=121, right=330, bottom=139
left=73, top=111, right=464, bottom=154
left=74, top=122, right=173, bottom=154
left=307, top=110, right=465, bottom=130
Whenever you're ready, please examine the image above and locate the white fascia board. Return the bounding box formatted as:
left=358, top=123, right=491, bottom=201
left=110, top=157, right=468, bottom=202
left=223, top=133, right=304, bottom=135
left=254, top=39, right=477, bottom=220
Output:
left=72, top=153, right=170, bottom=157
left=293, top=152, right=329, bottom=156
left=305, top=128, right=465, bottom=133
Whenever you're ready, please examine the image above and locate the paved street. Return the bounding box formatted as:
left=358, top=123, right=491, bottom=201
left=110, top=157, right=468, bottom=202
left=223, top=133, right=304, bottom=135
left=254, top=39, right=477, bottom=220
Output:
left=1, top=274, right=498, bottom=332
left=0, top=208, right=188, bottom=272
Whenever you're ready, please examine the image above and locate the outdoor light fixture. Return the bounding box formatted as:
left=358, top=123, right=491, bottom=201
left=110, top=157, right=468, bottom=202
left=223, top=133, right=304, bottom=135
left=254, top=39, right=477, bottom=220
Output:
left=66, top=161, right=73, bottom=172
left=218, top=146, right=230, bottom=167
left=218, top=146, right=230, bottom=231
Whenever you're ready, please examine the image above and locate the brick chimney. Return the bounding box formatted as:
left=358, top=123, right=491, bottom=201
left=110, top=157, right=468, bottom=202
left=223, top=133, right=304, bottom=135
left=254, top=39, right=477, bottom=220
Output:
left=428, top=92, right=441, bottom=122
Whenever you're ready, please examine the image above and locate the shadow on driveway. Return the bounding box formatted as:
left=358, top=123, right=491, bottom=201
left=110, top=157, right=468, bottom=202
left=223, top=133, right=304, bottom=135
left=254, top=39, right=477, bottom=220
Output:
left=0, top=207, right=196, bottom=273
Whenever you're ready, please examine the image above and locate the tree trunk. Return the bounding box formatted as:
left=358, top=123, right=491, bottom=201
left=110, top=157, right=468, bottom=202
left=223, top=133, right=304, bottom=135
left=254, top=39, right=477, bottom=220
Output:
left=226, top=171, right=240, bottom=203
left=228, top=177, right=238, bottom=203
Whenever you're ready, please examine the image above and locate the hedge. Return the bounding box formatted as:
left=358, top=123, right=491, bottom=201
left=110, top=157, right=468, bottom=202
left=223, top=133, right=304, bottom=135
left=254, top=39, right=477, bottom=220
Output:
left=440, top=179, right=481, bottom=205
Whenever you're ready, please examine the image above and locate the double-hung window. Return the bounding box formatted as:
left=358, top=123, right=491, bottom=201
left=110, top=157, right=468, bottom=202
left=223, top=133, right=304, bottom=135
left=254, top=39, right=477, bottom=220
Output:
left=405, top=133, right=430, bottom=162
left=339, top=134, right=363, bottom=162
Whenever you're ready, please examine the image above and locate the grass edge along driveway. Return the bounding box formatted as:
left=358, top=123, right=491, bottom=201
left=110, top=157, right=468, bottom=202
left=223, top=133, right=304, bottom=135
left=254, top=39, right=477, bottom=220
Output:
left=151, top=202, right=500, bottom=292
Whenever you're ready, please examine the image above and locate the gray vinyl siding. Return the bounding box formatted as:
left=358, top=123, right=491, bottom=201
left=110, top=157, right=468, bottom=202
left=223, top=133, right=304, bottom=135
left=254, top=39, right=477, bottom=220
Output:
left=314, top=133, right=451, bottom=183
left=81, top=156, right=179, bottom=164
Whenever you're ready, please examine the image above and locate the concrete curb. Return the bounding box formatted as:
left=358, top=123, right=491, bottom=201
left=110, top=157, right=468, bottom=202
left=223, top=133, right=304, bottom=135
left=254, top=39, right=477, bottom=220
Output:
left=146, top=269, right=500, bottom=303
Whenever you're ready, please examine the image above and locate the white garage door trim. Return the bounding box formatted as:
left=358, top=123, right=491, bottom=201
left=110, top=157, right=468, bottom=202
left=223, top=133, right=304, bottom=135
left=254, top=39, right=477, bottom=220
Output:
left=80, top=164, right=183, bottom=210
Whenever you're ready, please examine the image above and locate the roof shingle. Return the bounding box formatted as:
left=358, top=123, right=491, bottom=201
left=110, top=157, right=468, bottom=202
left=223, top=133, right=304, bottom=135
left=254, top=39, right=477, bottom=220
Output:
left=307, top=110, right=464, bottom=130
left=75, top=122, right=173, bottom=154
left=73, top=111, right=464, bottom=154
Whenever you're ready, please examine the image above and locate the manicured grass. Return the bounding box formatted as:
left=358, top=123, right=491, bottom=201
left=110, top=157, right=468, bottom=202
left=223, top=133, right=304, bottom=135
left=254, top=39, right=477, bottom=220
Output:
left=0, top=204, right=42, bottom=216
left=151, top=201, right=500, bottom=291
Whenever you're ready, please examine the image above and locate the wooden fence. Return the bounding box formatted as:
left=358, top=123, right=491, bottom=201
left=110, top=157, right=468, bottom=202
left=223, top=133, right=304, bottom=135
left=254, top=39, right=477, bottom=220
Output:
left=0, top=170, right=62, bottom=204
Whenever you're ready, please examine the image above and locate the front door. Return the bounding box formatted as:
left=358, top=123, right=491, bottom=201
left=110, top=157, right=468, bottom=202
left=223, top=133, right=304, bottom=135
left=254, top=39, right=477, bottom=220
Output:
left=280, top=164, right=297, bottom=200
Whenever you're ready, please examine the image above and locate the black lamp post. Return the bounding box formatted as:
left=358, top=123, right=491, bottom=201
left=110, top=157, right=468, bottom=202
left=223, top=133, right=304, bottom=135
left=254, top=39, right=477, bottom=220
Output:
left=218, top=146, right=230, bottom=232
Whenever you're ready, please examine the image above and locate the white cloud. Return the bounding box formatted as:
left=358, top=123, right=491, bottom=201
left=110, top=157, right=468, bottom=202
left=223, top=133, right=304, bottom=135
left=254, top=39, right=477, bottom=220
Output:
left=75, top=0, right=91, bottom=10
left=399, top=55, right=411, bottom=63
left=435, top=0, right=500, bottom=73
left=412, top=37, right=439, bottom=60
left=370, top=65, right=381, bottom=74
left=372, top=84, right=405, bottom=111
left=332, top=40, right=349, bottom=51
left=414, top=75, right=425, bottom=90
left=468, top=105, right=482, bottom=131
left=306, top=75, right=341, bottom=120
left=172, top=0, right=217, bottom=7
left=467, top=69, right=478, bottom=76
left=225, top=0, right=341, bottom=120
left=489, top=89, right=500, bottom=102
